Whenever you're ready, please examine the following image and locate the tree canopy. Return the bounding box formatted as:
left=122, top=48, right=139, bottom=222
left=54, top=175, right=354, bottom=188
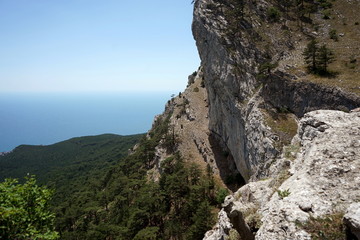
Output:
left=0, top=176, right=59, bottom=239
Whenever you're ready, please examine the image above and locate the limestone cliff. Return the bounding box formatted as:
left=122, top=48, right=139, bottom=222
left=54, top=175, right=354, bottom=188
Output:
left=209, top=110, right=360, bottom=239
left=148, top=0, right=360, bottom=239
left=192, top=0, right=360, bottom=182
left=189, top=0, right=360, bottom=239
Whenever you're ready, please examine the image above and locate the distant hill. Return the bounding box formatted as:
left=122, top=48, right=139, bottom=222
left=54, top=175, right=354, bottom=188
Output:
left=0, top=134, right=143, bottom=204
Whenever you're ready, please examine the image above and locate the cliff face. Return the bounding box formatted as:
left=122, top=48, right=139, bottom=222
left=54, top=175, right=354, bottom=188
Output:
left=192, top=0, right=276, bottom=181
left=147, top=0, right=360, bottom=238
left=187, top=0, right=360, bottom=239
left=192, top=0, right=360, bottom=182
left=210, top=110, right=360, bottom=240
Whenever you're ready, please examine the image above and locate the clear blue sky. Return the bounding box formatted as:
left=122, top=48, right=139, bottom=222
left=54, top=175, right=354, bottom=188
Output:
left=0, top=0, right=200, bottom=93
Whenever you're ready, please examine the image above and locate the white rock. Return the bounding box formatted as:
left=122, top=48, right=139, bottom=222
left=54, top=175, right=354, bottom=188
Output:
left=344, top=203, right=360, bottom=239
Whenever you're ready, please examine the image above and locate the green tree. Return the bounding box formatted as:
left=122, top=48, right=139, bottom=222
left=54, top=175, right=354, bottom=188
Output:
left=0, top=176, right=59, bottom=239
left=317, top=44, right=335, bottom=73
left=303, top=39, right=319, bottom=72
left=186, top=201, right=214, bottom=240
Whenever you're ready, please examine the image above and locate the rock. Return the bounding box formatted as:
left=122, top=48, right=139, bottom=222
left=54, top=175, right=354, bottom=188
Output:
left=203, top=209, right=232, bottom=240
left=344, top=203, right=360, bottom=239
left=192, top=0, right=360, bottom=183
left=190, top=0, right=360, bottom=238
left=204, top=110, right=360, bottom=239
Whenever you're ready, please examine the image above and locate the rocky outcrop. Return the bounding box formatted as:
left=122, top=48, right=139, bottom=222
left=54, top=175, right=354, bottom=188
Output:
left=206, top=110, right=360, bottom=239
left=262, top=72, right=360, bottom=117
left=344, top=203, right=360, bottom=239
left=192, top=0, right=360, bottom=184
left=188, top=0, right=360, bottom=239
left=192, top=0, right=278, bottom=181
left=147, top=68, right=225, bottom=181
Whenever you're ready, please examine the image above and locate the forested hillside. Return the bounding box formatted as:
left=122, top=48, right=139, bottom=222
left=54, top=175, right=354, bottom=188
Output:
left=0, top=118, right=226, bottom=239
left=53, top=114, right=225, bottom=239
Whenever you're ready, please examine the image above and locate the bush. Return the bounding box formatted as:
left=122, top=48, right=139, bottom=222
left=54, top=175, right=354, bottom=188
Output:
left=322, top=9, right=331, bottom=19
left=267, top=7, right=281, bottom=22
left=298, top=213, right=345, bottom=239
left=329, top=29, right=338, bottom=41
left=215, top=188, right=229, bottom=204
left=0, top=176, right=59, bottom=239
left=277, top=189, right=291, bottom=199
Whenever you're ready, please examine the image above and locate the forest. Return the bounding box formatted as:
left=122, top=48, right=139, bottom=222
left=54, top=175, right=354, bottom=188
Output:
left=0, top=115, right=226, bottom=239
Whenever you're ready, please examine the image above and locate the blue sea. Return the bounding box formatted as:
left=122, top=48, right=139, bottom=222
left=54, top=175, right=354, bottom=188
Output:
left=0, top=92, right=173, bottom=152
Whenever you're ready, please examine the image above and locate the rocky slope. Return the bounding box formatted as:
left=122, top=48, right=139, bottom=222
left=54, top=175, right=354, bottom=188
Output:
left=176, top=0, right=360, bottom=239
left=147, top=0, right=360, bottom=239
left=207, top=110, right=360, bottom=239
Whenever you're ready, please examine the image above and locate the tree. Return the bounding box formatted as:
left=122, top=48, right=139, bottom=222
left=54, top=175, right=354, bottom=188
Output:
left=186, top=201, right=214, bottom=240
left=316, top=44, right=335, bottom=73
left=0, top=176, right=59, bottom=239
left=303, top=39, right=319, bottom=72
left=303, top=39, right=336, bottom=75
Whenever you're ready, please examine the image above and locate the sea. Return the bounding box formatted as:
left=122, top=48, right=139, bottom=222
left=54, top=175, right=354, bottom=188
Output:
left=0, top=92, right=174, bottom=152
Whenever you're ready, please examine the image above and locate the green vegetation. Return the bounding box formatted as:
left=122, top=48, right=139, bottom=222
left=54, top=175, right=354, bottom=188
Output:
left=277, top=189, right=291, bottom=199
left=267, top=7, right=281, bottom=22
left=243, top=207, right=262, bottom=232
left=303, top=39, right=335, bottom=75
left=329, top=29, right=339, bottom=41
left=262, top=109, right=298, bottom=149
left=298, top=213, right=345, bottom=239
left=0, top=176, right=59, bottom=239
left=258, top=61, right=278, bottom=80
left=0, top=115, right=220, bottom=239
left=0, top=134, right=143, bottom=207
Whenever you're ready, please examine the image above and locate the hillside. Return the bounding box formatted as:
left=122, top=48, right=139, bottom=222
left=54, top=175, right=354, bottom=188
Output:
left=0, top=134, right=143, bottom=207
left=1, top=0, right=359, bottom=239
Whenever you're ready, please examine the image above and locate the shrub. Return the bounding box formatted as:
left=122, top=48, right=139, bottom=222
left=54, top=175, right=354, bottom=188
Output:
left=298, top=213, right=345, bottom=239
left=267, top=7, right=281, bottom=22
left=329, top=29, right=338, bottom=41
left=277, top=189, right=291, bottom=199
left=322, top=9, right=331, bottom=19
left=215, top=187, right=229, bottom=205
left=0, top=176, right=59, bottom=239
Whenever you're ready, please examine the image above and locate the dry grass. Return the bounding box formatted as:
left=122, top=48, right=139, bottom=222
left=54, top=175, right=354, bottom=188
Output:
left=243, top=207, right=262, bottom=232
left=298, top=213, right=346, bottom=240
left=298, top=0, right=360, bottom=95
left=261, top=109, right=298, bottom=149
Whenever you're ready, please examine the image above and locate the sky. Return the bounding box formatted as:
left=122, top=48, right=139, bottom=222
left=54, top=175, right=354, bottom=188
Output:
left=0, top=0, right=200, bottom=93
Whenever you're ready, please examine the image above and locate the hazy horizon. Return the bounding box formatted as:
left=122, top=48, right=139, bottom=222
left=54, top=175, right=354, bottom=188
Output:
left=0, top=91, right=174, bottom=152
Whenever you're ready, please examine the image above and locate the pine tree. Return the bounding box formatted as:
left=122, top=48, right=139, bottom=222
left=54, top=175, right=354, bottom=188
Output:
left=303, top=39, right=319, bottom=72
left=316, top=44, right=335, bottom=73
left=186, top=201, right=214, bottom=240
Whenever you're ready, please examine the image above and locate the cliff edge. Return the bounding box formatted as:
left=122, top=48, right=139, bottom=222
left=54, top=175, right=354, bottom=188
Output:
left=188, top=0, right=360, bottom=239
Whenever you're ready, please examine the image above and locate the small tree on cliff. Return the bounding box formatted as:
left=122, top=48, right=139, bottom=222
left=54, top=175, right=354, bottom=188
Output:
left=316, top=44, right=335, bottom=74
left=303, top=39, right=319, bottom=72
left=303, top=40, right=335, bottom=75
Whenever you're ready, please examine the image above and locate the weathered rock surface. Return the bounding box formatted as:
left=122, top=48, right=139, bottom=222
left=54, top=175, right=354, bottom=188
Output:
left=192, top=0, right=360, bottom=184
left=262, top=72, right=360, bottom=117
left=344, top=203, right=360, bottom=239
left=189, top=0, right=360, bottom=239
left=192, top=0, right=279, bottom=181
left=203, top=209, right=232, bottom=240
left=147, top=68, right=225, bottom=181
left=205, top=110, right=360, bottom=239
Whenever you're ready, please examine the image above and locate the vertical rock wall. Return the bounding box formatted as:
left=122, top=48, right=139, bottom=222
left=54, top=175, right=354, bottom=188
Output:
left=192, top=0, right=276, bottom=180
